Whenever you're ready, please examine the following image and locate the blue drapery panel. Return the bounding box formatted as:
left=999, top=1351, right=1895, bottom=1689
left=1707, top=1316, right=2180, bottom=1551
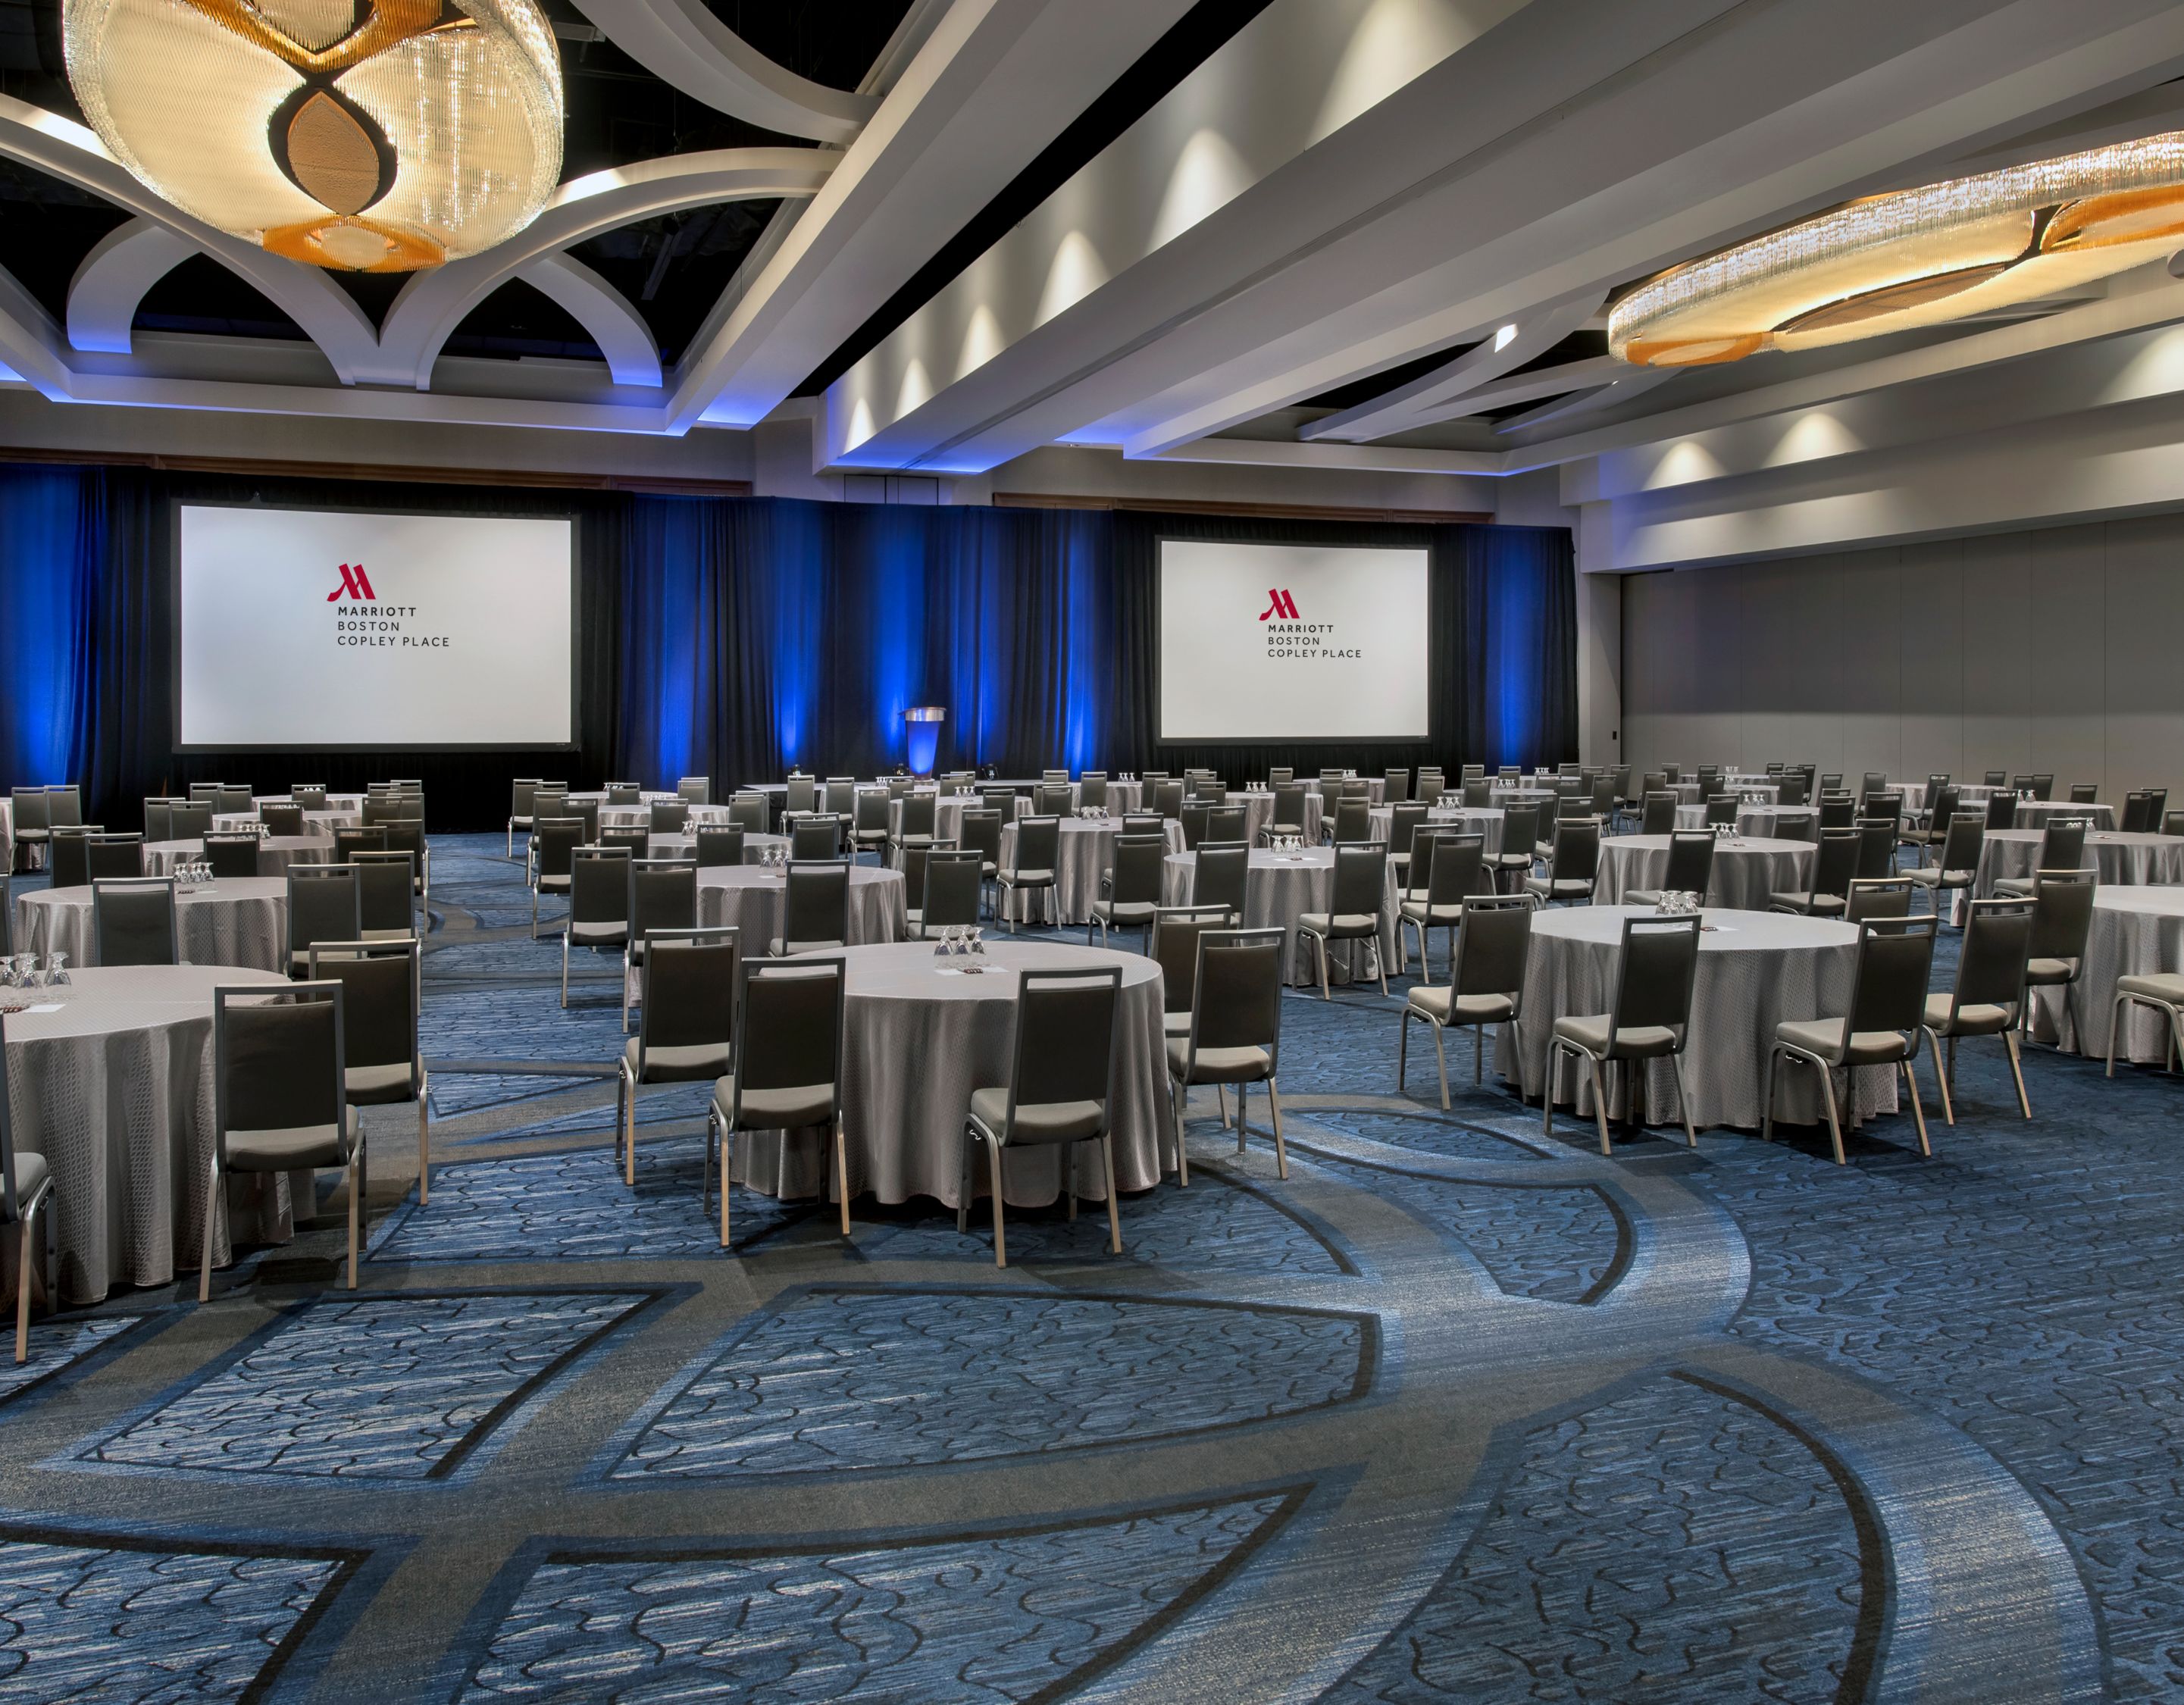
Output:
left=0, top=468, right=97, bottom=789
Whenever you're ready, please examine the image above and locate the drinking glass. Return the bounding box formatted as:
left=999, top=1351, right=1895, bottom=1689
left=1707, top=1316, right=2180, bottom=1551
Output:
left=968, top=926, right=984, bottom=956
left=45, top=952, right=67, bottom=987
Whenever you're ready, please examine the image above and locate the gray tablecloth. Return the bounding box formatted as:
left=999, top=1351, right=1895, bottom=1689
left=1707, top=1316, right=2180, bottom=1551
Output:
left=2028, top=886, right=2184, bottom=1063
left=1975, top=831, right=2184, bottom=895
left=601, top=803, right=729, bottom=831
left=644, top=831, right=789, bottom=863
left=694, top=865, right=907, bottom=953
left=1369, top=804, right=1505, bottom=857
left=1896, top=781, right=1999, bottom=812
left=997, top=818, right=1185, bottom=924
left=3, top=964, right=296, bottom=1301
left=17, top=878, right=288, bottom=972
left=1229, top=790, right=1324, bottom=845
left=1160, top=846, right=1399, bottom=987
left=1496, top=905, right=1899, bottom=1130
left=728, top=940, right=1169, bottom=1209
left=1675, top=803, right=1815, bottom=840
left=2013, top=800, right=2116, bottom=831
left=888, top=793, right=1030, bottom=846
left=1594, top=836, right=1816, bottom=910
left=214, top=809, right=359, bottom=834
left=147, top=836, right=334, bottom=878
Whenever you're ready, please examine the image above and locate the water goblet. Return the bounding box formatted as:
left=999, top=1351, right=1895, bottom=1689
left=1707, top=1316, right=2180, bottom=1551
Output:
left=969, top=926, right=984, bottom=956
left=45, top=952, right=67, bottom=987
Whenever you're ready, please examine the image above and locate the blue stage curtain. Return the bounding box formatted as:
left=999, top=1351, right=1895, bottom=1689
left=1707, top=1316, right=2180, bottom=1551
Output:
left=0, top=467, right=97, bottom=793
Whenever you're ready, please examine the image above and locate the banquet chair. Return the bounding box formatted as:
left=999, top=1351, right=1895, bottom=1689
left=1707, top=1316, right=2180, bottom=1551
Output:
left=618, top=927, right=737, bottom=1185
left=1091, top=834, right=1165, bottom=949
left=85, top=833, right=143, bottom=881
left=1178, top=802, right=1210, bottom=849
left=1000, top=816, right=1061, bottom=929
left=772, top=861, right=851, bottom=956
left=599, top=825, right=648, bottom=854
left=677, top=776, right=711, bottom=806
left=1985, top=790, right=2017, bottom=832
left=308, top=938, right=428, bottom=1203
left=1122, top=813, right=1166, bottom=838
left=1192, top=842, right=1250, bottom=924
left=379, top=819, right=428, bottom=897
left=885, top=776, right=913, bottom=800
left=1625, top=830, right=1715, bottom=907
left=604, top=783, right=641, bottom=806
left=1900, top=787, right=1960, bottom=865
left=981, top=784, right=1019, bottom=818
left=649, top=799, right=691, bottom=837
left=1400, top=893, right=1532, bottom=1107
left=1590, top=775, right=1616, bottom=824
left=259, top=802, right=305, bottom=837
left=208, top=785, right=249, bottom=818
left=1703, top=794, right=1738, bottom=827
left=2019, top=869, right=2095, bottom=1044
left=1079, top=774, right=1108, bottom=812
left=784, top=774, right=818, bottom=815
left=1153, top=780, right=1184, bottom=820
left=850, top=792, right=891, bottom=863
left=1299, top=841, right=1390, bottom=999
left=694, top=826, right=744, bottom=869
left=1491, top=802, right=1543, bottom=893
left=1860, top=773, right=1889, bottom=802
left=93, top=877, right=177, bottom=966
left=2108, top=968, right=2184, bottom=1078
left=528, top=818, right=582, bottom=937
left=705, top=956, right=848, bottom=1243
left=1400, top=831, right=1483, bottom=982
left=288, top=865, right=362, bottom=975
left=1776, top=772, right=1808, bottom=806
left=352, top=850, right=417, bottom=940
left=1995, top=819, right=2086, bottom=897
left=1329, top=797, right=1372, bottom=845
left=624, top=859, right=699, bottom=1030
left=143, top=798, right=182, bottom=842
left=961, top=965, right=1126, bottom=1265
left=1167, top=927, right=1288, bottom=1184
left=900, top=841, right=941, bottom=934
left=0, top=1012, right=53, bottom=1360
left=1817, top=794, right=1854, bottom=831
left=0, top=869, right=9, bottom=955
left=730, top=794, right=770, bottom=837
left=1418, top=773, right=1447, bottom=807
left=1923, top=899, right=2034, bottom=1125
left=2069, top=782, right=2098, bottom=806
left=1695, top=766, right=1723, bottom=798
left=1152, top=905, right=1233, bottom=1044
left=1770, top=829, right=1859, bottom=916
left=1043, top=768, right=1071, bottom=786
left=1844, top=876, right=1913, bottom=923
left=1206, top=806, right=1247, bottom=843
left=958, top=810, right=1003, bottom=915
left=1035, top=784, right=1074, bottom=817
left=1763, top=914, right=1935, bottom=1164
left=1525, top=819, right=1600, bottom=906
left=2030, top=774, right=2054, bottom=801
left=572, top=797, right=607, bottom=846
left=2122, top=789, right=2167, bottom=834
left=1820, top=774, right=1843, bottom=794
left=10, top=787, right=48, bottom=872
left=202, top=982, right=362, bottom=1300
left=1462, top=778, right=1492, bottom=809
left=199, top=831, right=260, bottom=880
left=1384, top=768, right=1410, bottom=805
left=1862, top=791, right=1904, bottom=852
left=789, top=815, right=841, bottom=860
left=1385, top=802, right=1428, bottom=885
left=1265, top=784, right=1309, bottom=843
left=822, top=778, right=858, bottom=818
left=562, top=846, right=630, bottom=1007
left=47, top=827, right=100, bottom=890
left=1267, top=768, right=1293, bottom=788
left=1639, top=771, right=1668, bottom=802
left=1545, top=914, right=1701, bottom=1156
left=918, top=849, right=981, bottom=939
left=2167, top=810, right=2184, bottom=838
left=189, top=783, right=221, bottom=804
left=1904, top=816, right=1984, bottom=922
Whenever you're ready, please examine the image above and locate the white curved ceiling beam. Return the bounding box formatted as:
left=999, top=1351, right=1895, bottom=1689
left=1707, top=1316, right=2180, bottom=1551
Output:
left=1301, top=292, right=1604, bottom=442
left=1494, top=368, right=1678, bottom=436
left=518, top=252, right=662, bottom=388
left=0, top=94, right=379, bottom=383
left=368, top=149, right=834, bottom=389
left=572, top=0, right=877, bottom=143
left=67, top=217, right=193, bottom=355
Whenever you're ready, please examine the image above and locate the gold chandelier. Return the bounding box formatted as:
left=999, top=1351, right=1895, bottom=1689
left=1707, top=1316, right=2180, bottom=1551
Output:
left=63, top=0, right=562, bottom=273
left=1610, top=132, right=2184, bottom=367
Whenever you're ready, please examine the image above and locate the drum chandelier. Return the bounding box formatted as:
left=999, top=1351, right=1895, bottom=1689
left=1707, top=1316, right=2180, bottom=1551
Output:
left=1610, top=131, right=2184, bottom=367
left=63, top=0, right=563, bottom=274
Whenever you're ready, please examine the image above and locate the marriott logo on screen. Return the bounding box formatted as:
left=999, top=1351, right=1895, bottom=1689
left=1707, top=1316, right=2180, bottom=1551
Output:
left=324, top=562, right=448, bottom=648
left=1257, top=589, right=1299, bottom=621
left=1257, top=587, right=1361, bottom=661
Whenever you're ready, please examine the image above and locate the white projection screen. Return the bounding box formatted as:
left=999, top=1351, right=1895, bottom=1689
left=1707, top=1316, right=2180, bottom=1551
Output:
left=177, top=503, right=574, bottom=749
left=1158, top=539, right=1430, bottom=742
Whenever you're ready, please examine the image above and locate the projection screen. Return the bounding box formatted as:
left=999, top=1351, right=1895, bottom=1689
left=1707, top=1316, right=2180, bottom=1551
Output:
left=1157, top=539, right=1430, bottom=742
left=177, top=503, right=574, bottom=749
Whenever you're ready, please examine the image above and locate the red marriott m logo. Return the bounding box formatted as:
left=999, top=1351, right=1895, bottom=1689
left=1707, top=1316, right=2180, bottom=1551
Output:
left=1258, top=588, right=1299, bottom=621
left=327, top=562, right=376, bottom=602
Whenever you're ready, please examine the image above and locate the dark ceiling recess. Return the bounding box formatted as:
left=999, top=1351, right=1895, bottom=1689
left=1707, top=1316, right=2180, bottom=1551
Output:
left=791, top=0, right=1281, bottom=398
left=1303, top=342, right=1478, bottom=411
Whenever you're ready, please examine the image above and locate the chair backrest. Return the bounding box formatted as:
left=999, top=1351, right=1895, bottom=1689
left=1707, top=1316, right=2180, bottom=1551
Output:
left=1013, top=815, right=1061, bottom=872
left=650, top=799, right=691, bottom=834
left=733, top=959, right=843, bottom=1106
left=529, top=817, right=581, bottom=881
left=730, top=793, right=769, bottom=836
left=1982, top=770, right=2007, bottom=787
left=1638, top=792, right=1677, bottom=835
left=1461, top=777, right=1491, bottom=808
left=1042, top=768, right=1070, bottom=785
left=1383, top=768, right=1409, bottom=804
left=1386, top=802, right=1428, bottom=859
left=353, top=849, right=417, bottom=934
left=47, top=826, right=98, bottom=888
left=1109, top=834, right=1166, bottom=907
left=2068, top=782, right=2098, bottom=805
left=1200, top=804, right=1241, bottom=842
left=1703, top=793, right=1737, bottom=827
left=2167, top=809, right=2184, bottom=838
left=1845, top=915, right=1938, bottom=1037
left=1271, top=782, right=1309, bottom=827
left=46, top=787, right=83, bottom=829
left=1810, top=828, right=1860, bottom=901
left=1863, top=790, right=1903, bottom=831
left=1034, top=783, right=1072, bottom=816
left=93, top=877, right=177, bottom=966
left=1153, top=779, right=1184, bottom=819
left=1818, top=796, right=1854, bottom=830
left=1844, top=876, right=1912, bottom=922
left=784, top=774, right=817, bottom=814
left=1331, top=797, right=1372, bottom=843
left=308, top=939, right=420, bottom=1082
left=1006, top=968, right=1123, bottom=1125
left=85, top=832, right=143, bottom=881
left=1861, top=773, right=1888, bottom=798
left=1267, top=767, right=1293, bottom=787
left=921, top=849, right=981, bottom=928
left=1951, top=899, right=2032, bottom=1017
left=1938, top=813, right=1985, bottom=872
left=2031, top=816, right=2088, bottom=873
left=189, top=782, right=221, bottom=803
left=1449, top=893, right=1533, bottom=997
left=677, top=775, right=711, bottom=806
left=823, top=779, right=858, bottom=817
left=214, top=983, right=344, bottom=1153
left=1192, top=843, right=1250, bottom=917
left=629, top=859, right=698, bottom=941
left=1417, top=774, right=1447, bottom=806
left=886, top=775, right=912, bottom=799
left=2122, top=789, right=2163, bottom=834
left=2030, top=773, right=2054, bottom=800
left=637, top=928, right=739, bottom=1065
left=202, top=832, right=261, bottom=879
left=604, top=783, right=641, bottom=806
left=378, top=819, right=425, bottom=869
left=288, top=865, right=361, bottom=960
left=694, top=825, right=745, bottom=868
left=1152, top=905, right=1231, bottom=1018
left=143, top=798, right=177, bottom=840
left=599, top=825, right=648, bottom=854
left=1331, top=840, right=1387, bottom=915
left=1425, top=831, right=1484, bottom=906
left=958, top=809, right=1003, bottom=867
left=1775, top=772, right=1807, bottom=806
left=1548, top=819, right=1600, bottom=880
left=1190, top=927, right=1285, bottom=1064
left=1500, top=802, right=1541, bottom=856
left=2027, top=869, right=2096, bottom=963
left=853, top=792, right=890, bottom=836
left=257, top=802, right=304, bottom=837
left=1122, top=813, right=1165, bottom=838
left=332, top=824, right=385, bottom=859
left=784, top=860, right=851, bottom=946
left=790, top=816, right=840, bottom=860
left=1660, top=830, right=1715, bottom=894
left=1927, top=787, right=1961, bottom=836
left=11, top=787, right=47, bottom=834
left=1178, top=801, right=1209, bottom=849
left=510, top=779, right=540, bottom=821
left=1609, top=915, right=1701, bottom=1040
left=900, top=793, right=937, bottom=839
left=981, top=784, right=1018, bottom=815
left=569, top=846, right=631, bottom=926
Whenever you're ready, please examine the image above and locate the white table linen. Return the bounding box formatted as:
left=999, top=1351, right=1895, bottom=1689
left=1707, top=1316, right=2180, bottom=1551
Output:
left=1974, top=831, right=2184, bottom=896
left=997, top=818, right=1185, bottom=924
left=1160, top=846, right=1399, bottom=987
left=1675, top=803, right=1817, bottom=840
left=2026, top=886, right=2184, bottom=1062
left=1369, top=804, right=1506, bottom=857
left=18, top=878, right=288, bottom=972
left=694, top=865, right=907, bottom=953
left=2014, top=800, right=2117, bottom=831
left=1594, top=836, right=1816, bottom=911
left=148, top=836, right=334, bottom=878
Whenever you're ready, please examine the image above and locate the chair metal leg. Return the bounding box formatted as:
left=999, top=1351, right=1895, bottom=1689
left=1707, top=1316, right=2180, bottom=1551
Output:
left=1317, top=931, right=1331, bottom=1000
left=1670, top=1053, right=1697, bottom=1147
left=198, top=1152, right=222, bottom=1303
left=1432, top=1021, right=1450, bottom=1111
left=623, top=1068, right=637, bottom=1187
left=1925, top=1027, right=1955, bottom=1125
left=1817, top=1061, right=1847, bottom=1165
left=1170, top=1074, right=1191, bottom=1187
left=621, top=953, right=632, bottom=1034
left=1215, top=1084, right=1228, bottom=1129
left=1543, top=1040, right=1560, bottom=1137
left=1475, top=1022, right=1488, bottom=1085
left=1397, top=1006, right=1410, bottom=1090
left=2003, top=1029, right=2031, bottom=1118
left=1903, top=1057, right=1932, bottom=1156
left=1588, top=1056, right=1612, bottom=1156
left=1100, top=1135, right=1121, bottom=1255
left=346, top=1147, right=361, bottom=1289
left=1234, top=1080, right=1250, bottom=1153
left=1375, top=934, right=1388, bottom=998
left=721, top=1125, right=735, bottom=1247
left=956, top=1127, right=973, bottom=1233
left=560, top=933, right=570, bottom=1008
left=14, top=1196, right=34, bottom=1363
left=986, top=1134, right=1007, bottom=1267
left=1266, top=1078, right=1287, bottom=1178
left=834, top=1117, right=850, bottom=1237
left=417, top=1078, right=431, bottom=1206
left=1761, top=1046, right=1780, bottom=1143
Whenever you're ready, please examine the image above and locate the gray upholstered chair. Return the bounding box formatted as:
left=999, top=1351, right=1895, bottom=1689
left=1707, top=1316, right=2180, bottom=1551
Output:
left=259, top=802, right=305, bottom=837
left=0, top=1010, right=53, bottom=1359
left=561, top=846, right=630, bottom=1007
left=1844, top=876, right=1913, bottom=924
left=693, top=825, right=744, bottom=869
left=1166, top=927, right=1288, bottom=1185
left=618, top=927, right=737, bottom=1184
left=352, top=849, right=416, bottom=941
left=308, top=938, right=428, bottom=1203
left=677, top=776, right=711, bottom=806
left=705, top=958, right=848, bottom=1243
left=1400, top=893, right=1532, bottom=1109
left=957, top=809, right=1003, bottom=916
left=1623, top=830, right=1714, bottom=908
left=1995, top=818, right=2087, bottom=898
left=1191, top=842, right=1250, bottom=925
left=730, top=793, right=770, bottom=837
left=93, top=876, right=177, bottom=966
left=1524, top=818, right=1600, bottom=905
left=892, top=792, right=938, bottom=862
left=1398, top=831, right=1482, bottom=983
left=624, top=859, right=698, bottom=1031
left=1639, top=792, right=1677, bottom=835
left=1903, top=815, right=1984, bottom=921
left=917, top=848, right=982, bottom=938
left=1151, top=904, right=1232, bottom=1044
left=1763, top=915, right=1937, bottom=1164
left=1769, top=828, right=1859, bottom=916
left=1090, top=834, right=1164, bottom=949
left=787, top=814, right=841, bottom=860
left=11, top=787, right=48, bottom=873
left=1264, top=783, right=1309, bottom=843
left=1922, top=899, right=2033, bottom=1124
left=999, top=815, right=1059, bottom=929
left=2021, top=870, right=2095, bottom=1040
left=1298, top=841, right=1389, bottom=998
left=528, top=818, right=581, bottom=937
left=84, top=832, right=142, bottom=882
left=850, top=790, right=891, bottom=863
left=771, top=860, right=850, bottom=956
left=288, top=864, right=361, bottom=975
left=1544, top=915, right=1701, bottom=1156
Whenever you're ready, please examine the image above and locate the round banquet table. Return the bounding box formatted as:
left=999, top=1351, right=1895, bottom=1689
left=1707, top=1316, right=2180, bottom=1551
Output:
left=249, top=793, right=365, bottom=817
left=1228, top=790, right=1325, bottom=846
left=1496, top=906, right=1900, bottom=1130
left=693, top=864, right=907, bottom=952
left=1896, top=781, right=1999, bottom=812
left=644, top=831, right=789, bottom=863
left=888, top=792, right=1029, bottom=848
left=1160, top=846, right=1398, bottom=987
left=1077, top=780, right=1144, bottom=815
left=1369, top=804, right=1505, bottom=856
left=147, top=836, right=333, bottom=878
left=2013, top=800, right=2117, bottom=831
left=1594, top=835, right=1816, bottom=910
left=214, top=808, right=358, bottom=834
left=1675, top=802, right=1816, bottom=840
left=2026, top=886, right=2184, bottom=1063
left=1974, top=830, right=2184, bottom=896
left=17, top=878, right=288, bottom=972
left=727, top=940, right=1169, bottom=1209
left=997, top=818, right=1185, bottom=924
left=601, top=803, right=730, bottom=832
left=2, top=964, right=297, bottom=1301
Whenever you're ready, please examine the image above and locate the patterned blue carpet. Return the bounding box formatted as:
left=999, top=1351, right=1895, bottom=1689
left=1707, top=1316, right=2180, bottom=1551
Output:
left=0, top=831, right=2176, bottom=1701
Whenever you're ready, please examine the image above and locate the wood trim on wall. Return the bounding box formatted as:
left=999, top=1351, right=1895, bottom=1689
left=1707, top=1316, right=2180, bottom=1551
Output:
left=0, top=443, right=753, bottom=498
left=992, top=490, right=1494, bottom=526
